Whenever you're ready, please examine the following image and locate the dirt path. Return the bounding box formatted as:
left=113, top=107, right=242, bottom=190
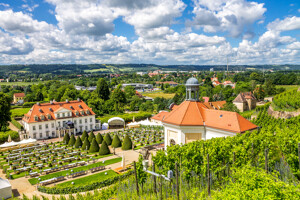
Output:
left=8, top=122, right=19, bottom=132
left=7, top=150, right=141, bottom=199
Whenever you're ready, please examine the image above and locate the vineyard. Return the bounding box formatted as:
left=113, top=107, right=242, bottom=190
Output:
left=14, top=105, right=300, bottom=199
left=272, top=88, right=300, bottom=111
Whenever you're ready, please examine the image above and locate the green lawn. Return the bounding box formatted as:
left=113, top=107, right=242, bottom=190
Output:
left=11, top=108, right=31, bottom=117
left=57, top=170, right=117, bottom=187
left=28, top=157, right=121, bottom=185
left=276, top=85, right=299, bottom=90
left=141, top=91, right=175, bottom=99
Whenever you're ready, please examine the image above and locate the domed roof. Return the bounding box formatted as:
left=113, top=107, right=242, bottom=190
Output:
left=186, top=77, right=199, bottom=85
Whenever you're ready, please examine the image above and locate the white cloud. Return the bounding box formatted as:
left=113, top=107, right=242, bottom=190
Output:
left=189, top=0, right=266, bottom=38
left=267, top=16, right=300, bottom=32
left=0, top=31, right=33, bottom=55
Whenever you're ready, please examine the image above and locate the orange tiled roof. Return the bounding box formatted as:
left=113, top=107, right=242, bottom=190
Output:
left=23, top=100, right=95, bottom=123
left=162, top=100, right=257, bottom=133
left=151, top=111, right=170, bottom=121
left=14, top=93, right=25, bottom=97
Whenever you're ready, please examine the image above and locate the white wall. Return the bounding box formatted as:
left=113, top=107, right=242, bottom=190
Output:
left=205, top=127, right=236, bottom=140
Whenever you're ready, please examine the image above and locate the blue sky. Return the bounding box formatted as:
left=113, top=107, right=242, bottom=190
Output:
left=0, top=0, right=299, bottom=65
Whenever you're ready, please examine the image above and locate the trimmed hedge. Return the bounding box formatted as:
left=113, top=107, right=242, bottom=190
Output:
left=63, top=133, right=70, bottom=145
left=74, top=136, right=82, bottom=148
left=99, top=141, right=110, bottom=155
left=68, top=135, right=76, bottom=146
left=104, top=133, right=112, bottom=145
left=82, top=137, right=90, bottom=151
left=96, top=133, right=103, bottom=144
left=81, top=130, right=88, bottom=142
left=111, top=135, right=122, bottom=148
left=89, top=138, right=99, bottom=153
left=98, top=112, right=152, bottom=123
left=10, top=118, right=23, bottom=130
left=88, top=131, right=95, bottom=142
left=122, top=134, right=132, bottom=150
left=37, top=170, right=133, bottom=194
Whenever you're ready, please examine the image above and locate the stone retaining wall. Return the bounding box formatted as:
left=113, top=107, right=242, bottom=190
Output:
left=268, top=105, right=300, bottom=119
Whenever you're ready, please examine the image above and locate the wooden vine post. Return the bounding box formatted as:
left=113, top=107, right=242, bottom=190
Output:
left=265, top=148, right=268, bottom=173
left=175, top=162, right=179, bottom=200
left=207, top=153, right=210, bottom=196
left=153, top=163, right=157, bottom=195
left=133, top=161, right=139, bottom=196
left=298, top=143, right=300, bottom=170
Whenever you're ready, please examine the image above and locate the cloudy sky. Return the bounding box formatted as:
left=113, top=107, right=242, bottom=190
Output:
left=0, top=0, right=299, bottom=65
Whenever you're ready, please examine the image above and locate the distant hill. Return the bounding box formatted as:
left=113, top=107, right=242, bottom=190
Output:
left=0, top=64, right=299, bottom=74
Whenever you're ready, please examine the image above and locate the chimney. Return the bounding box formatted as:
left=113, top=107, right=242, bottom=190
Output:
left=77, top=98, right=80, bottom=102
left=66, top=99, right=69, bottom=103
left=50, top=100, right=53, bottom=104
left=37, top=102, right=40, bottom=106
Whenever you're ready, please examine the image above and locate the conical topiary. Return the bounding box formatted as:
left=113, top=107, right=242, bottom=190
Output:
left=111, top=135, right=122, bottom=148
left=81, top=130, right=88, bottom=142
left=104, top=133, right=112, bottom=145
left=96, top=133, right=103, bottom=144
left=82, top=137, right=90, bottom=151
left=89, top=138, right=99, bottom=153
left=122, top=134, right=132, bottom=150
left=99, top=140, right=110, bottom=155
left=68, top=134, right=76, bottom=146
left=63, top=133, right=70, bottom=145
left=75, top=136, right=82, bottom=148
left=89, top=131, right=96, bottom=142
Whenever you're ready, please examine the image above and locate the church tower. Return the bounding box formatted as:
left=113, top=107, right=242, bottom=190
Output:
left=185, top=77, right=200, bottom=101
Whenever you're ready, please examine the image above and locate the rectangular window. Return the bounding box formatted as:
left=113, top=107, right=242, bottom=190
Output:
left=46, top=131, right=49, bottom=137
left=63, top=113, right=65, bottom=117
left=45, top=124, right=48, bottom=129
left=74, top=120, right=77, bottom=125
left=52, top=123, right=54, bottom=128
left=80, top=126, right=82, bottom=132
left=39, top=125, right=42, bottom=130
left=57, top=114, right=60, bottom=118
left=85, top=119, right=87, bottom=123
left=52, top=132, right=55, bottom=137
left=79, top=119, right=82, bottom=124
left=85, top=126, right=88, bottom=130
left=33, top=126, right=36, bottom=131
left=58, top=122, right=61, bottom=127
left=39, top=133, right=42, bottom=138
left=33, top=133, right=36, bottom=139
left=90, top=124, right=93, bottom=130
left=90, top=118, right=92, bottom=122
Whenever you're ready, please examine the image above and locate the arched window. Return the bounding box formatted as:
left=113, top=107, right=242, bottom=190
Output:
left=170, top=139, right=176, bottom=146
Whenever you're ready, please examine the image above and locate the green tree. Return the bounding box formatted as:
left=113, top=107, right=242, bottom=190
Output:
left=81, top=130, right=88, bottom=142
left=88, top=96, right=106, bottom=116
left=99, top=140, right=111, bottom=155
left=122, top=134, right=132, bottom=150
left=82, top=137, right=90, bottom=151
left=221, top=102, right=240, bottom=113
left=35, top=90, right=44, bottom=101
left=89, top=138, right=99, bottom=153
left=111, top=135, right=122, bottom=148
left=68, top=134, right=76, bottom=146
left=104, top=133, right=112, bottom=145
left=124, top=85, right=136, bottom=99
left=111, top=85, right=127, bottom=113
left=0, top=92, right=11, bottom=131
left=96, top=78, right=110, bottom=100
left=161, top=83, right=164, bottom=90
left=264, top=79, right=276, bottom=96
left=96, top=133, right=103, bottom=144
left=88, top=131, right=95, bottom=142
left=63, top=133, right=70, bottom=145
left=136, top=155, right=147, bottom=186
left=74, top=136, right=83, bottom=148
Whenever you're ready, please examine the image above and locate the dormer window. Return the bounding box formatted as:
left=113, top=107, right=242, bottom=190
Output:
left=62, top=113, right=65, bottom=117
left=34, top=116, right=38, bottom=121
left=48, top=114, right=51, bottom=119
left=79, top=105, right=83, bottom=109
left=81, top=110, right=85, bottom=115
left=41, top=115, right=45, bottom=120
left=86, top=110, right=90, bottom=114
left=49, top=108, right=53, bottom=112
left=57, top=114, right=60, bottom=118
left=76, top=111, right=79, bottom=116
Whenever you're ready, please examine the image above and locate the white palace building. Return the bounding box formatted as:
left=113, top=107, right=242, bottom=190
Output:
left=21, top=99, right=101, bottom=140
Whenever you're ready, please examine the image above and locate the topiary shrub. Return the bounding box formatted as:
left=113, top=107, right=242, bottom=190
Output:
left=68, top=135, right=76, bottom=146
left=88, top=131, right=95, bottom=142
left=96, top=133, right=103, bottom=144
left=99, top=141, right=110, bottom=155
left=75, top=136, right=83, bottom=148
left=122, top=134, right=132, bottom=150
left=82, top=138, right=90, bottom=151
left=104, top=133, right=112, bottom=145
left=63, top=133, right=70, bottom=145
left=81, top=130, right=88, bottom=142
left=89, top=138, right=99, bottom=153
left=111, top=135, right=122, bottom=148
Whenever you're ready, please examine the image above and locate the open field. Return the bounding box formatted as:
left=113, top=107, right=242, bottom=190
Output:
left=0, top=81, right=44, bottom=86
left=142, top=91, right=175, bottom=99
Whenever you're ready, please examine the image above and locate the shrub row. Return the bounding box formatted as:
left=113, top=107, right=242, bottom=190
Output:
left=37, top=170, right=133, bottom=194
left=11, top=118, right=23, bottom=130
left=0, top=130, right=19, bottom=144
left=98, top=112, right=152, bottom=123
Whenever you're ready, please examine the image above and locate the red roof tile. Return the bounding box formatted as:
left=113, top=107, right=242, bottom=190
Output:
left=151, top=111, right=170, bottom=121
left=23, top=100, right=95, bottom=123
left=14, top=93, right=25, bottom=97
